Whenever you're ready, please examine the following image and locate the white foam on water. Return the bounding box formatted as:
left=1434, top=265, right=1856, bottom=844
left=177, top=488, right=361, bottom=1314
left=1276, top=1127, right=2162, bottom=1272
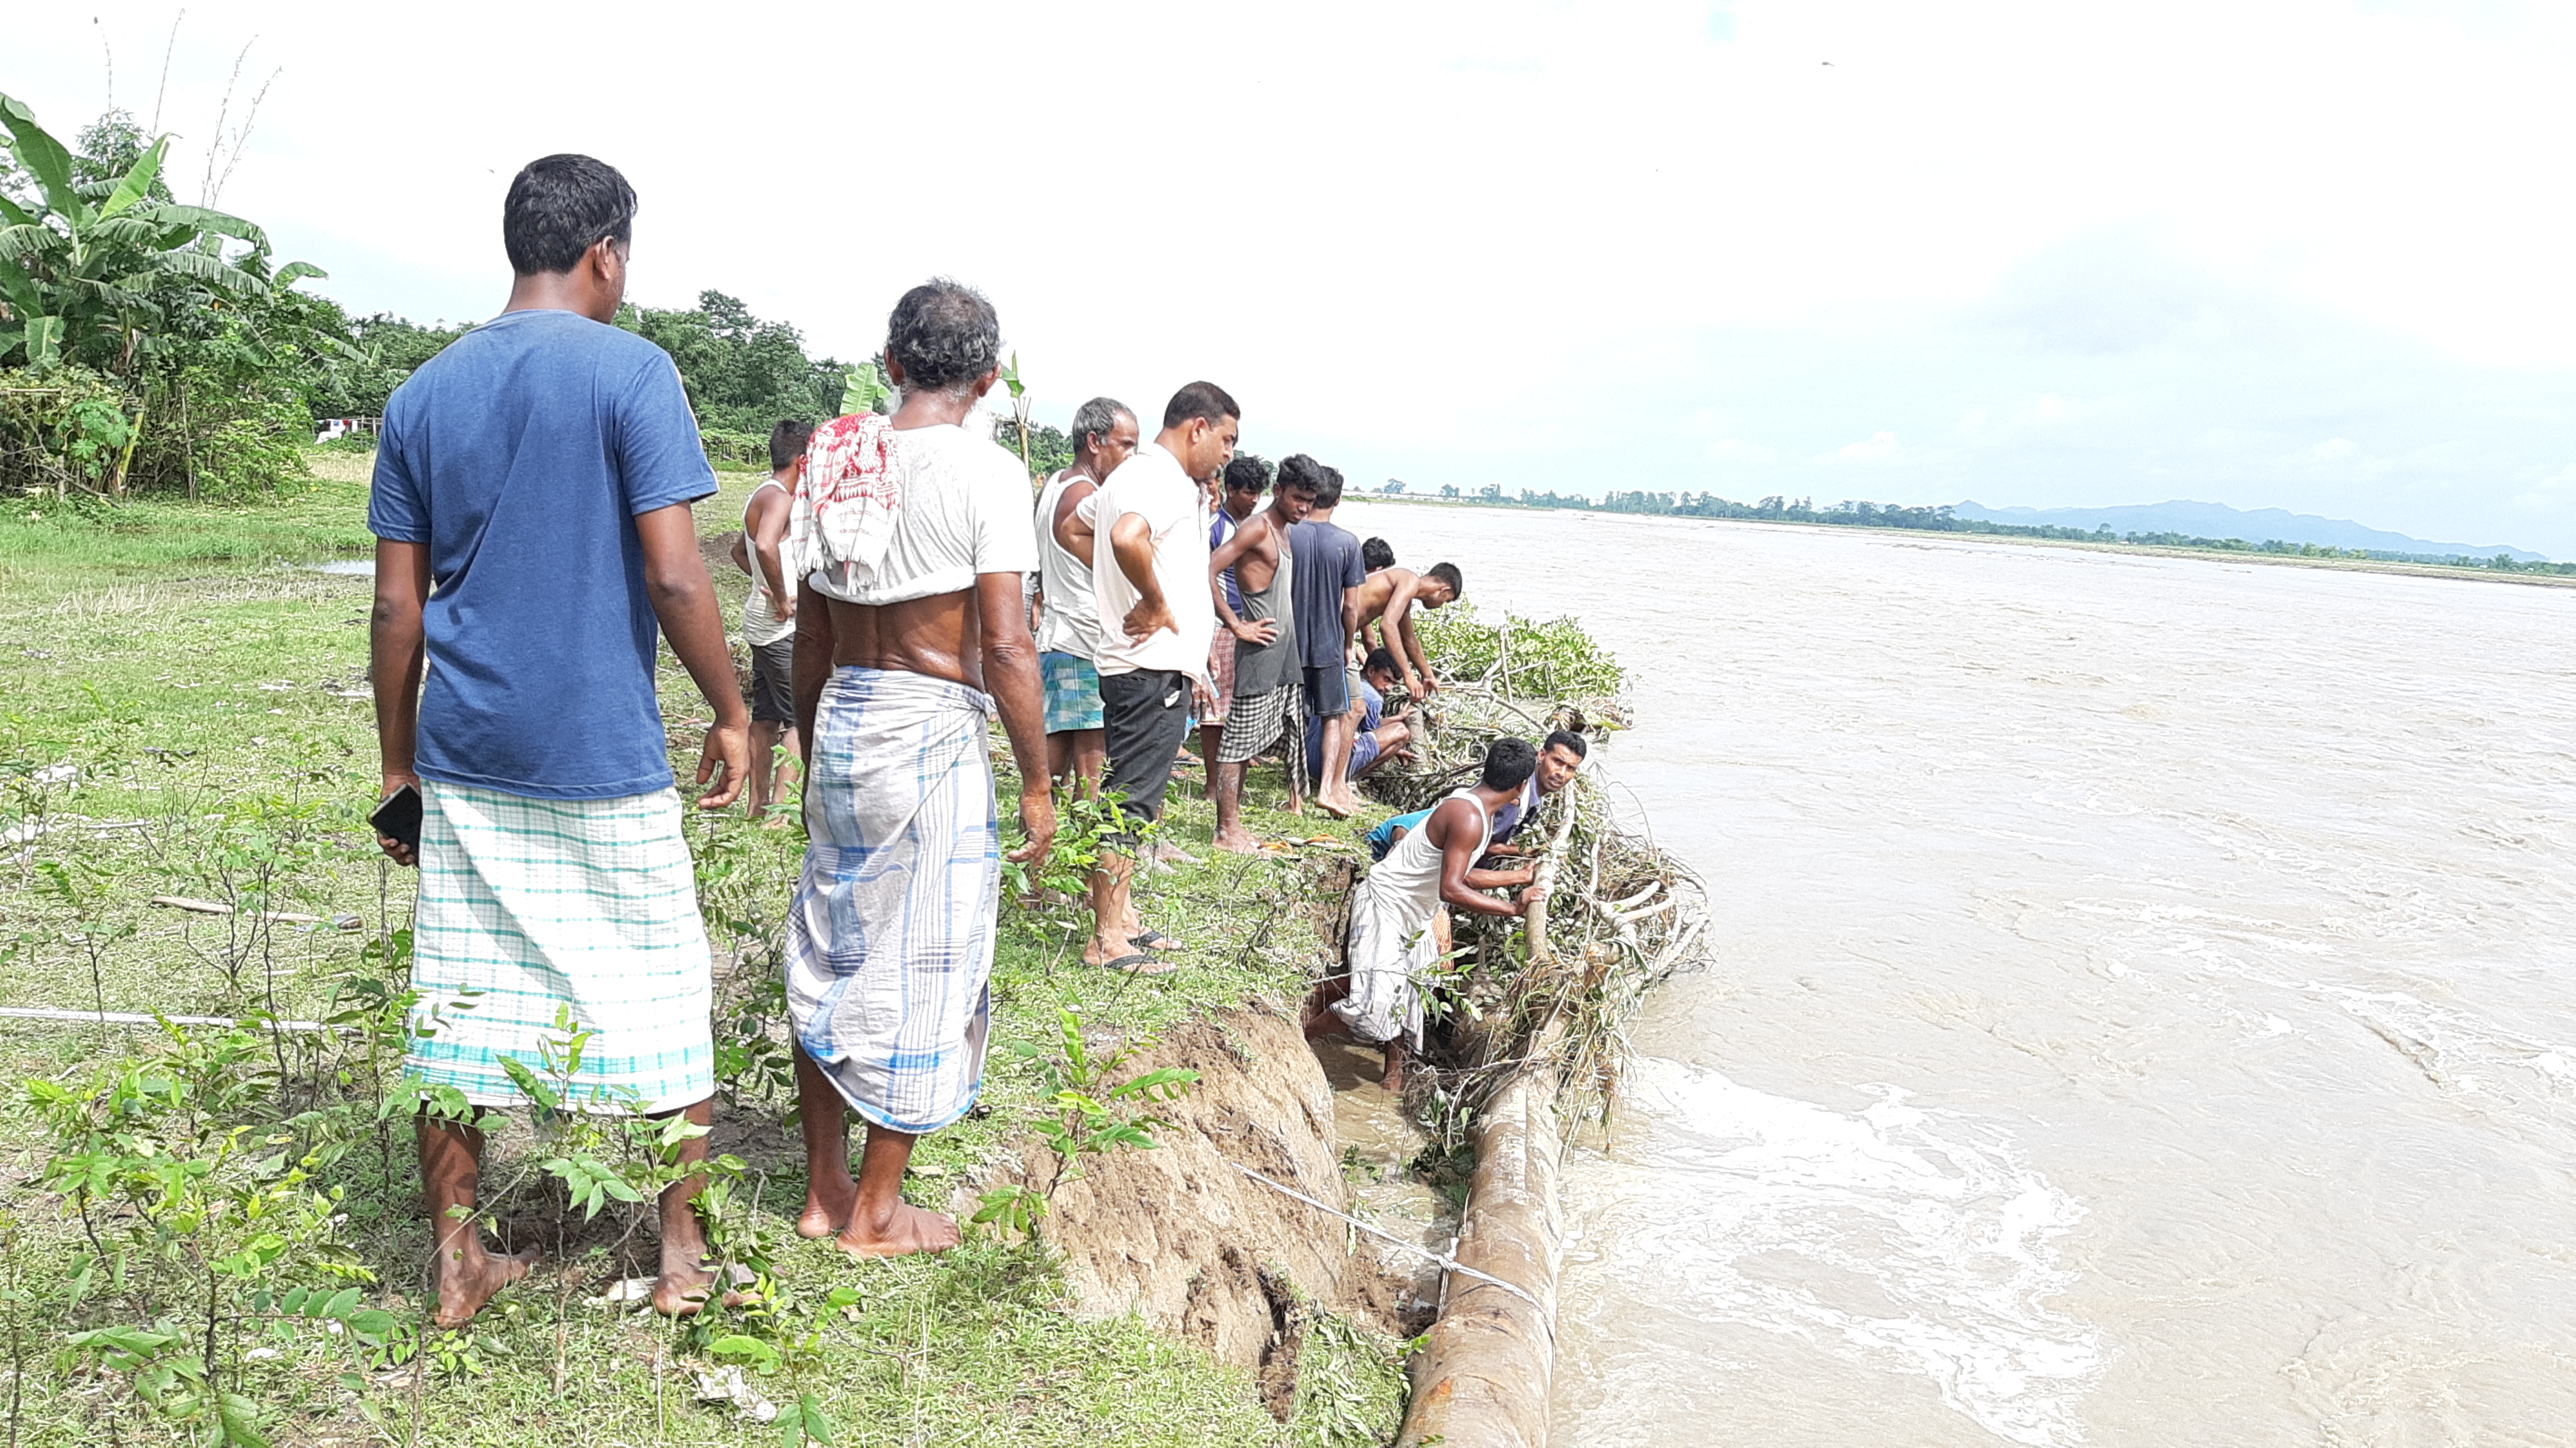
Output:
left=1569, top=1058, right=2104, bottom=1446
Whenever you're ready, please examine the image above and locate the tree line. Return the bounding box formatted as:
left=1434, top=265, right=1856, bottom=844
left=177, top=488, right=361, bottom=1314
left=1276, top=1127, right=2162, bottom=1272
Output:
left=2, top=94, right=865, bottom=498
left=1376, top=483, right=2572, bottom=576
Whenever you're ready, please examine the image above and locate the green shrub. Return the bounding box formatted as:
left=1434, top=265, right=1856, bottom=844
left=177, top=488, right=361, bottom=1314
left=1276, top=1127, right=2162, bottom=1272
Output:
left=1417, top=602, right=1625, bottom=699
left=700, top=426, right=770, bottom=469
left=0, top=364, right=138, bottom=496
left=191, top=392, right=314, bottom=501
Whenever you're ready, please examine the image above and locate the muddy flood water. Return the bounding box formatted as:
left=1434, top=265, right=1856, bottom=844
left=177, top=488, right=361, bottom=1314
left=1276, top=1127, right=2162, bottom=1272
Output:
left=1333, top=500, right=2576, bottom=1447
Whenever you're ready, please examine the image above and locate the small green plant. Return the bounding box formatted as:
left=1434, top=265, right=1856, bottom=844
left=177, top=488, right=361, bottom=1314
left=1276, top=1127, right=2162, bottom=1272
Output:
left=28, top=1018, right=377, bottom=1446
left=972, top=1007, right=1199, bottom=1238
left=29, top=856, right=137, bottom=1048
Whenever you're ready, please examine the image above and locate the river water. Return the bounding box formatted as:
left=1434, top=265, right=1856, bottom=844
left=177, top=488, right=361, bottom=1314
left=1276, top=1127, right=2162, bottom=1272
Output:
left=1332, top=500, right=2576, bottom=1447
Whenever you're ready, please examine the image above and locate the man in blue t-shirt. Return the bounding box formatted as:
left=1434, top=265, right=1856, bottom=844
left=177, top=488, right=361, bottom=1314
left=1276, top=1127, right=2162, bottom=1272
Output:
left=1286, top=460, right=1368, bottom=814
left=368, top=154, right=750, bottom=1329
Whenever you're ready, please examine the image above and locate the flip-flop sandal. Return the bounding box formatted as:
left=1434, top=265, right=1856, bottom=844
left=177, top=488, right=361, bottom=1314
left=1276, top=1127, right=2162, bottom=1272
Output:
left=1092, top=952, right=1178, bottom=977
left=1132, top=932, right=1186, bottom=953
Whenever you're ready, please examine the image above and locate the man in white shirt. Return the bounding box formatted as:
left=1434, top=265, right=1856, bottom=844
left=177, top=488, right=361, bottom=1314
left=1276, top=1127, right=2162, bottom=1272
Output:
left=783, top=280, right=1055, bottom=1257
left=1078, top=381, right=1240, bottom=972
left=1030, top=396, right=1138, bottom=797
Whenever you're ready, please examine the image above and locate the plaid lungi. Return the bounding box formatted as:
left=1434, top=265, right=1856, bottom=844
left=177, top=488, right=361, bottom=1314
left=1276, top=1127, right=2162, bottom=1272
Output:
left=406, top=782, right=714, bottom=1113
left=785, top=667, right=999, bottom=1135
left=1218, top=684, right=1299, bottom=765
left=1041, top=650, right=1104, bottom=734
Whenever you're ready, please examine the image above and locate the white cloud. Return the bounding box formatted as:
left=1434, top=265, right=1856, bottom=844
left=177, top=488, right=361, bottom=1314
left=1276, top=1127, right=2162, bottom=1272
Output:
left=1822, top=431, right=1902, bottom=463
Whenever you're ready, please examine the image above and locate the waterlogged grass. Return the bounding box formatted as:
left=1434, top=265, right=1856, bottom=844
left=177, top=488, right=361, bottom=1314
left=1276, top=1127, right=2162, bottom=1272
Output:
left=0, top=453, right=1405, bottom=1447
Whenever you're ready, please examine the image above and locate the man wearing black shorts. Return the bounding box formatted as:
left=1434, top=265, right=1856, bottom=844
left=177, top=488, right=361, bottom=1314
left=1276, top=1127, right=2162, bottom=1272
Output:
left=1076, top=381, right=1240, bottom=973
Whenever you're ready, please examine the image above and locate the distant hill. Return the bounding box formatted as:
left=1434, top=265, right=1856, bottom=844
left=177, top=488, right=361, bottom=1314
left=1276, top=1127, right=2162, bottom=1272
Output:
left=1950, top=499, right=2546, bottom=562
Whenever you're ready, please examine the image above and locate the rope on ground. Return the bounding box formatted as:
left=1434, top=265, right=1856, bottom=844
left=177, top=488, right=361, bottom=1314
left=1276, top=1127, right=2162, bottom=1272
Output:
left=1227, top=1160, right=1543, bottom=1313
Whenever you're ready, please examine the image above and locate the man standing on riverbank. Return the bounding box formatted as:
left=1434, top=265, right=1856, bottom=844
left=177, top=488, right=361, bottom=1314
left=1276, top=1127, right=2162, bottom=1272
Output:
left=784, top=280, right=1055, bottom=1258
left=1197, top=454, right=1267, bottom=798
left=1031, top=397, right=1139, bottom=797
left=1287, top=460, right=1368, bottom=815
left=368, top=154, right=749, bottom=1327
left=1081, top=382, right=1239, bottom=972
left=734, top=417, right=814, bottom=822
left=1208, top=455, right=1320, bottom=850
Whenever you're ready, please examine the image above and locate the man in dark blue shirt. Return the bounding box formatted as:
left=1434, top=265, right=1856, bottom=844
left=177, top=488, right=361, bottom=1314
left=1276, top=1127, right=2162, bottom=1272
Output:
left=1286, top=460, right=1368, bottom=814
left=368, top=154, right=749, bottom=1328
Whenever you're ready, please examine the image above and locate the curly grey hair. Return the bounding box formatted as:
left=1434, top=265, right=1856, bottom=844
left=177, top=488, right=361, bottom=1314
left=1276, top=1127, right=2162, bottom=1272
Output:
left=886, top=279, right=1001, bottom=397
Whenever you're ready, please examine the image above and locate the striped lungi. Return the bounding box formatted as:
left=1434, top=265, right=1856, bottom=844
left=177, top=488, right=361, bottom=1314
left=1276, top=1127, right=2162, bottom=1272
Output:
left=785, top=667, right=999, bottom=1135
left=406, top=782, right=714, bottom=1113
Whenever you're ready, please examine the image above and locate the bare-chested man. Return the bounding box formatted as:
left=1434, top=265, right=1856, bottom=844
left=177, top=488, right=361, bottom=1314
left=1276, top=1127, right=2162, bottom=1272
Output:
left=1207, top=456, right=1322, bottom=851
left=785, top=280, right=1054, bottom=1258
left=1353, top=561, right=1462, bottom=703
left=730, top=418, right=814, bottom=821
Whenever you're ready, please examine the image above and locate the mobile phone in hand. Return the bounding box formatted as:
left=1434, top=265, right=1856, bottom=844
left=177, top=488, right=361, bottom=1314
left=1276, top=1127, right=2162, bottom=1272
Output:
left=370, top=783, right=423, bottom=850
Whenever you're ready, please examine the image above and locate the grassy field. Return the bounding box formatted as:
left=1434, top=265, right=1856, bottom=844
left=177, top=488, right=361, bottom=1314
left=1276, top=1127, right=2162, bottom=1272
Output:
left=0, top=454, right=1404, bottom=1447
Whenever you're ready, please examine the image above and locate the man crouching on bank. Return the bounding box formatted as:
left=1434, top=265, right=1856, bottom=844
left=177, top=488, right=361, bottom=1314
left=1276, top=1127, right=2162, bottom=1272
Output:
left=784, top=280, right=1055, bottom=1256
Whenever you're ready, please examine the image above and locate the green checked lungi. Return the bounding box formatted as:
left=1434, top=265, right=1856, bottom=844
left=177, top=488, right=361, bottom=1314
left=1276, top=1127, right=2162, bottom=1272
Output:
left=406, top=781, right=714, bottom=1113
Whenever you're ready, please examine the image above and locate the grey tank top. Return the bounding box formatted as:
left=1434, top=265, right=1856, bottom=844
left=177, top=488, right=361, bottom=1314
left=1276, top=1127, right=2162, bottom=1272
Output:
left=1233, top=530, right=1299, bottom=694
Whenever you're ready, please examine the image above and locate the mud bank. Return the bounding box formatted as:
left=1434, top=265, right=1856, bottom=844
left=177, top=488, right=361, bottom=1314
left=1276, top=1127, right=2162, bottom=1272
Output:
left=982, top=1003, right=1441, bottom=1417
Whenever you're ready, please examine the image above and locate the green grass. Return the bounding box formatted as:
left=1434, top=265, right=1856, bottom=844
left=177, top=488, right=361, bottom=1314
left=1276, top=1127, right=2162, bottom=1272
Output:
left=0, top=454, right=1405, bottom=1447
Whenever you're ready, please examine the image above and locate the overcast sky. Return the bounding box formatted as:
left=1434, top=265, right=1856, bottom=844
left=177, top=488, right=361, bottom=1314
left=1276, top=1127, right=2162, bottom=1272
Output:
left=19, top=0, right=2576, bottom=553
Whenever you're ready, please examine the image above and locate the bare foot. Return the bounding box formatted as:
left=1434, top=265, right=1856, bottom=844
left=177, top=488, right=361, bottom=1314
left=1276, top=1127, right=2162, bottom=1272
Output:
left=432, top=1247, right=538, bottom=1328
left=1213, top=828, right=1263, bottom=855
left=835, top=1202, right=961, bottom=1258
left=1314, top=795, right=1353, bottom=820
left=652, top=1260, right=726, bottom=1317
left=798, top=1177, right=858, bottom=1239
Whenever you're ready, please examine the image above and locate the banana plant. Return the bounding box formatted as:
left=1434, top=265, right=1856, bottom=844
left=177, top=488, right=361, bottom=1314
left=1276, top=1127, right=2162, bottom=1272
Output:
left=0, top=91, right=322, bottom=373
left=1000, top=350, right=1032, bottom=471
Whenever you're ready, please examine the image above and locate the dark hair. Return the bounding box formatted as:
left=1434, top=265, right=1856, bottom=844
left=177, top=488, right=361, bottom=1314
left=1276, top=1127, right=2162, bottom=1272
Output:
left=1163, top=380, right=1240, bottom=430
left=1070, top=396, right=1132, bottom=453
left=1224, top=454, right=1271, bottom=495
left=1361, top=537, right=1395, bottom=570
left=1425, top=561, right=1463, bottom=598
left=503, top=154, right=635, bottom=275
left=1274, top=453, right=1328, bottom=497
left=886, top=279, right=1001, bottom=396
left=769, top=418, right=815, bottom=473
left=1313, top=464, right=1346, bottom=510
left=1480, top=737, right=1539, bottom=791
left=1542, top=728, right=1589, bottom=760
left=1362, top=646, right=1401, bottom=679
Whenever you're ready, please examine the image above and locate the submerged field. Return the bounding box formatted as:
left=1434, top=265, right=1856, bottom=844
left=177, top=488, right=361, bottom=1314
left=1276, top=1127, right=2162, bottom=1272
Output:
left=0, top=454, right=1404, bottom=1447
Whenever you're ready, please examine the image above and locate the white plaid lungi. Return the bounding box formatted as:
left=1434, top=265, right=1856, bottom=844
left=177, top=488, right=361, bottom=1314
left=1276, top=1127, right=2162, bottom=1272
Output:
left=785, top=667, right=999, bottom=1135
left=406, top=781, right=714, bottom=1113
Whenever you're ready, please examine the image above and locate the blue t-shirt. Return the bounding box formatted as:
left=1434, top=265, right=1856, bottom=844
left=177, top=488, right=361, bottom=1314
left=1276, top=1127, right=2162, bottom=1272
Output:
left=1367, top=806, right=1434, bottom=863
left=1288, top=519, right=1366, bottom=669
left=368, top=309, right=716, bottom=799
